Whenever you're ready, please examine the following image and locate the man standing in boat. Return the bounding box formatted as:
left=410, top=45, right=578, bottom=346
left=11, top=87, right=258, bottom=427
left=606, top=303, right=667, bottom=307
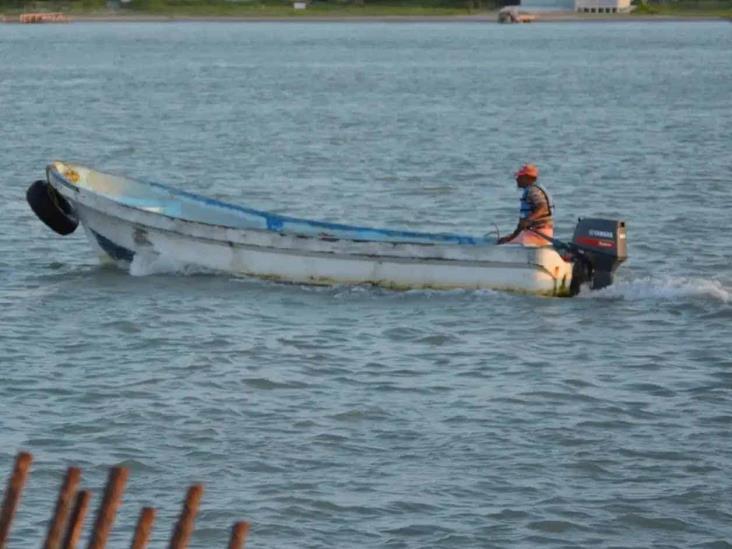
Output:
left=497, top=164, right=555, bottom=246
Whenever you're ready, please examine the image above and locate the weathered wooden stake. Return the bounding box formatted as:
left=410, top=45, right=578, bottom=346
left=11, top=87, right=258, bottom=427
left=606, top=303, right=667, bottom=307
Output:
left=62, top=490, right=91, bottom=549
left=227, top=521, right=250, bottom=549
left=44, top=466, right=81, bottom=549
left=86, top=466, right=129, bottom=549
left=0, top=451, right=32, bottom=549
left=129, top=507, right=155, bottom=549
left=168, top=484, right=203, bottom=549
left=2, top=454, right=250, bottom=549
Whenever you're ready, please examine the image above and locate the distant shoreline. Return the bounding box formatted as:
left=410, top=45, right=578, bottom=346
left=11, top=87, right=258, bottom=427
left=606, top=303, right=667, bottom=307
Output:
left=1, top=10, right=729, bottom=23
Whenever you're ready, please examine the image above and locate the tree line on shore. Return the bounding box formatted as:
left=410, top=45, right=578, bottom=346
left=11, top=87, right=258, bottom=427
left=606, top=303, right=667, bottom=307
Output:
left=1, top=0, right=729, bottom=13
left=2, top=0, right=502, bottom=9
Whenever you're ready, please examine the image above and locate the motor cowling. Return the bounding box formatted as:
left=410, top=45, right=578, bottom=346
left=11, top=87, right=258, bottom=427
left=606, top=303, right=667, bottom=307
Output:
left=570, top=218, right=627, bottom=291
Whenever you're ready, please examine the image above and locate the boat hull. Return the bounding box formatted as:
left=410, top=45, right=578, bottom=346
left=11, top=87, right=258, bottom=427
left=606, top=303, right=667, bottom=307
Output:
left=46, top=162, right=575, bottom=296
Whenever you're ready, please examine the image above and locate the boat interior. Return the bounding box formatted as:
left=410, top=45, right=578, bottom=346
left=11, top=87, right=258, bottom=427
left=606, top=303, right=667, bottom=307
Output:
left=49, top=161, right=488, bottom=246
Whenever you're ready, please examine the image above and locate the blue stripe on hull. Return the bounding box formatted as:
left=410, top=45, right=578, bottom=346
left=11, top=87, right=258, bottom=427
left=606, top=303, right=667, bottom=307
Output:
left=91, top=230, right=135, bottom=262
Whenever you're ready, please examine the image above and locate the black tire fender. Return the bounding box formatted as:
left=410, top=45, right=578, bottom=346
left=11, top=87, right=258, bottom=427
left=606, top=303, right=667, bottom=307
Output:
left=26, top=180, right=78, bottom=236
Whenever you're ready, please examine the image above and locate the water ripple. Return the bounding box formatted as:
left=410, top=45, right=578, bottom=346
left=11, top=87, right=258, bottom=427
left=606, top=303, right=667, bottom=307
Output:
left=2, top=20, right=731, bottom=549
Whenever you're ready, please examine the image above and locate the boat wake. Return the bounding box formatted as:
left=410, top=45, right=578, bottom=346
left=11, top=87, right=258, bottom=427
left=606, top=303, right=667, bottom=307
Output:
left=123, top=249, right=729, bottom=305
left=581, top=276, right=730, bottom=303
left=121, top=240, right=729, bottom=304
left=129, top=252, right=205, bottom=277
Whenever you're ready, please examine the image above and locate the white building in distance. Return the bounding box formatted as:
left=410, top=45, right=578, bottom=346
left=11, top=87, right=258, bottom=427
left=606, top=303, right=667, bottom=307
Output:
left=575, top=0, right=632, bottom=12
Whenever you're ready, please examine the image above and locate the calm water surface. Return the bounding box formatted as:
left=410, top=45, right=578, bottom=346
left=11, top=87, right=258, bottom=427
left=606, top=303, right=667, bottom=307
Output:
left=1, top=21, right=731, bottom=548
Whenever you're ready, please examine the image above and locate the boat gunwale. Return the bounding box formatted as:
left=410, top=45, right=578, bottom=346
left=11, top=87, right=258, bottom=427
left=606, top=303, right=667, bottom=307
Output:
left=59, top=175, right=558, bottom=276
left=81, top=205, right=544, bottom=272
left=49, top=163, right=491, bottom=247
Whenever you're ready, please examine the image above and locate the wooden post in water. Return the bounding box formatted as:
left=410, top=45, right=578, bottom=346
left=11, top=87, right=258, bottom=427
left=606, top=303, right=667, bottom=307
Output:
left=0, top=451, right=32, bottom=549
left=0, top=454, right=251, bottom=549
left=168, top=484, right=203, bottom=549
left=44, top=467, right=81, bottom=549
left=87, top=466, right=128, bottom=549
left=130, top=507, right=156, bottom=549
left=227, top=521, right=250, bottom=549
left=62, top=490, right=91, bottom=549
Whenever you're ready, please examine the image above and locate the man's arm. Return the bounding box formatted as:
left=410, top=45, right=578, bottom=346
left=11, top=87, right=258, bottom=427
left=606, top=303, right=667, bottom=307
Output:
left=497, top=222, right=523, bottom=244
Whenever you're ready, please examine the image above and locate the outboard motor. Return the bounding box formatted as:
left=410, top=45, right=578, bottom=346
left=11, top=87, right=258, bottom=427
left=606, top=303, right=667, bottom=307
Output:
left=569, top=218, right=627, bottom=293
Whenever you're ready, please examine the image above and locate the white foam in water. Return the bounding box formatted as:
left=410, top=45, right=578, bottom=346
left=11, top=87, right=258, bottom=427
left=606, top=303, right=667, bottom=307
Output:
left=583, top=277, right=730, bottom=303
left=125, top=242, right=729, bottom=304
left=129, top=252, right=195, bottom=277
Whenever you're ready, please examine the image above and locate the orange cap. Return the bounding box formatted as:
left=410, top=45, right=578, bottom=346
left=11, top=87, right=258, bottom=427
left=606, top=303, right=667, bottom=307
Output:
left=515, top=164, right=539, bottom=179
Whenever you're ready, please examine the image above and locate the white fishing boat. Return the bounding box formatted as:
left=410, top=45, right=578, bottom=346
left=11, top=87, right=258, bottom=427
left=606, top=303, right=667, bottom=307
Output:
left=27, top=161, right=627, bottom=297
